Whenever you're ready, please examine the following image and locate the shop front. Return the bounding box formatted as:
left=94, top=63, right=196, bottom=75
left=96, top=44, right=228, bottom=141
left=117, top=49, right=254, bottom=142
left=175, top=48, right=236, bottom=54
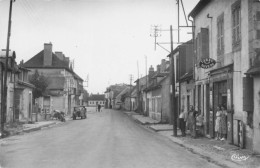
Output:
left=208, top=64, right=233, bottom=143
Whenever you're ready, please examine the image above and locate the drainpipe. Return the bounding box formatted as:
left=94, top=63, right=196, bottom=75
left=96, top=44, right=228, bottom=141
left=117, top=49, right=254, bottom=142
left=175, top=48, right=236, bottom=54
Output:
left=188, top=15, right=195, bottom=106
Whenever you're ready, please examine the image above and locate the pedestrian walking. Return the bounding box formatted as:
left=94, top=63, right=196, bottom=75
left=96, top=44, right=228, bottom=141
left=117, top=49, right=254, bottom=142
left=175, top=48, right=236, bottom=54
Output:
left=98, top=104, right=101, bottom=112
left=219, top=105, right=227, bottom=141
left=179, top=108, right=188, bottom=136
left=215, top=105, right=222, bottom=140
left=187, top=105, right=198, bottom=138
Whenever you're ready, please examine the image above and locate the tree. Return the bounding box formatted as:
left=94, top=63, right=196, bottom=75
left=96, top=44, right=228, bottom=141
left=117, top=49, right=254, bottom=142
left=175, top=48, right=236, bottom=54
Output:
left=29, top=70, right=49, bottom=99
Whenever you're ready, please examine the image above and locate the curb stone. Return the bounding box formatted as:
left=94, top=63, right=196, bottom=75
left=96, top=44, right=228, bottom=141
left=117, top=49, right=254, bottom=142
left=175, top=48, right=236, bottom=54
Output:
left=2, top=121, right=65, bottom=138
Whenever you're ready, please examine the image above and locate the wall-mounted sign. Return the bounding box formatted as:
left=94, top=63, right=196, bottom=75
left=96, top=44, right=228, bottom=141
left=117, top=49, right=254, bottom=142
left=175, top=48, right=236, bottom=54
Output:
left=199, top=58, right=216, bottom=69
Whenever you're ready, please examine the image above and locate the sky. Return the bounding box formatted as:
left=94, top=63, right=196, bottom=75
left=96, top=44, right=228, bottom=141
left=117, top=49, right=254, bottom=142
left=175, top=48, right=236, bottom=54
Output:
left=0, top=0, right=199, bottom=94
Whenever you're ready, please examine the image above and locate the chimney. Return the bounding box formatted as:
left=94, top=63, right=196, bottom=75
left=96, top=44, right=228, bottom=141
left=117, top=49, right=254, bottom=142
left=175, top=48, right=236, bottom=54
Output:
left=149, top=65, right=154, bottom=76
left=161, top=59, right=166, bottom=72
left=20, top=60, right=24, bottom=66
left=44, top=43, right=53, bottom=66
left=55, top=51, right=64, bottom=61
left=148, top=65, right=154, bottom=83
left=165, top=61, right=170, bottom=71
left=156, top=64, right=161, bottom=73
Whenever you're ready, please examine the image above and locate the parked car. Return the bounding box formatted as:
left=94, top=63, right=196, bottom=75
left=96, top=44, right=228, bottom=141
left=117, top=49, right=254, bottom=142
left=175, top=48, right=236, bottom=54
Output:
left=72, top=106, right=87, bottom=120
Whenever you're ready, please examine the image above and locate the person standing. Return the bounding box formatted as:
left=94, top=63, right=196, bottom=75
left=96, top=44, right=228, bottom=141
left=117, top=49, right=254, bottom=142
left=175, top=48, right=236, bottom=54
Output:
left=179, top=108, right=188, bottom=136
left=187, top=105, right=198, bottom=138
left=98, top=104, right=101, bottom=112
left=219, top=105, right=227, bottom=140
left=215, top=105, right=222, bottom=140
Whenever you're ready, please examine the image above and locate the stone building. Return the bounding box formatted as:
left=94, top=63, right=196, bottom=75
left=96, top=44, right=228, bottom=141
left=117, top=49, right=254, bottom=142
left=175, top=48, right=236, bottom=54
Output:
left=23, top=43, right=84, bottom=116
left=189, top=0, right=260, bottom=152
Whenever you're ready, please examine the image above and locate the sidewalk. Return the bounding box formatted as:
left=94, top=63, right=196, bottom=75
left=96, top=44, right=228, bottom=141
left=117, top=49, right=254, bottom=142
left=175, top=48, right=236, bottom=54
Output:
left=123, top=111, right=260, bottom=168
left=1, top=116, right=71, bottom=138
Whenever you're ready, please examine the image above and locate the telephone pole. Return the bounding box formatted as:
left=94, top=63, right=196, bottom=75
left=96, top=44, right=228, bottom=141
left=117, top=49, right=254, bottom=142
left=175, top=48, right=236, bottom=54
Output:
left=170, top=25, right=177, bottom=137
left=150, top=25, right=177, bottom=136
left=150, top=25, right=161, bottom=50
left=1, top=0, right=15, bottom=138
left=129, top=74, right=133, bottom=111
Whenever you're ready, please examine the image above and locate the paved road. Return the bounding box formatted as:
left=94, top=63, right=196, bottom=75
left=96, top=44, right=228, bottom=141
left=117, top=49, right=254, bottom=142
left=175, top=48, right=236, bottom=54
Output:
left=0, top=109, right=221, bottom=168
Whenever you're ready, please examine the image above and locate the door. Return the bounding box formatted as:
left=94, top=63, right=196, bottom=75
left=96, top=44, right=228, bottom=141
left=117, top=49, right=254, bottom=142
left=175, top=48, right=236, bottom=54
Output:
left=14, top=89, right=22, bottom=120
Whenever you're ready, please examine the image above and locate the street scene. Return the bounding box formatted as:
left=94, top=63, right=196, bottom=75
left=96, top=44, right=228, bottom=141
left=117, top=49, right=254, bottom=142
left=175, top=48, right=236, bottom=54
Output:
left=0, top=109, right=222, bottom=168
left=0, top=0, right=260, bottom=167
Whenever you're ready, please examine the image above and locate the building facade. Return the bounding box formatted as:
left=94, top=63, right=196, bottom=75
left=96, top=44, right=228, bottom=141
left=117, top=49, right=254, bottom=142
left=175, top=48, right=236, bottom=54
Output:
left=189, top=0, right=260, bottom=152
left=23, top=43, right=84, bottom=116
left=87, top=94, right=105, bottom=107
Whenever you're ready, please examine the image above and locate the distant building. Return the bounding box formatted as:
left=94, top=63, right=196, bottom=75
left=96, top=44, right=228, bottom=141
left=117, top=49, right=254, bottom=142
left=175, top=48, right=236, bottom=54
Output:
left=104, top=84, right=129, bottom=109
left=88, top=94, right=105, bottom=107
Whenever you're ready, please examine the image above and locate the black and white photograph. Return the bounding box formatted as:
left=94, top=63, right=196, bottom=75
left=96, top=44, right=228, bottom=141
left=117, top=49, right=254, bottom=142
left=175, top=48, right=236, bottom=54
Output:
left=0, top=0, right=260, bottom=167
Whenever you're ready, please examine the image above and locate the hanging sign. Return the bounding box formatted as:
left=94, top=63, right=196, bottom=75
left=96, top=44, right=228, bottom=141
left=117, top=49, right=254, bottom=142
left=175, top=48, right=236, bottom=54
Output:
left=199, top=58, right=216, bottom=69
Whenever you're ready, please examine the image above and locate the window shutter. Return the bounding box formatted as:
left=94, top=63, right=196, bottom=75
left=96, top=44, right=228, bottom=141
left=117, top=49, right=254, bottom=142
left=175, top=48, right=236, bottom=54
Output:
left=201, top=28, right=209, bottom=59
left=243, top=77, right=254, bottom=112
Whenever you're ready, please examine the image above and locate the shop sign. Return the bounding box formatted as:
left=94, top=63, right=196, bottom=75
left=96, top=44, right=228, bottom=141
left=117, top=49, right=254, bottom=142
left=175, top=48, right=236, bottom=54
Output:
left=199, top=58, right=216, bottom=69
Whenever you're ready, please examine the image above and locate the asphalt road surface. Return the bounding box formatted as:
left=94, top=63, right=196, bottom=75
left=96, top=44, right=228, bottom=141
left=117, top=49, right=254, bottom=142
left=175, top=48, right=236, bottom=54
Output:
left=0, top=109, right=221, bottom=168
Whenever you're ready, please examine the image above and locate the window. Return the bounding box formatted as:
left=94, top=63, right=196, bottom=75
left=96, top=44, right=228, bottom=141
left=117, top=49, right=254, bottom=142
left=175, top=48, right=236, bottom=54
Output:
left=232, top=0, right=241, bottom=48
left=217, top=14, right=224, bottom=55
left=257, top=30, right=260, bottom=39
left=256, top=11, right=260, bottom=21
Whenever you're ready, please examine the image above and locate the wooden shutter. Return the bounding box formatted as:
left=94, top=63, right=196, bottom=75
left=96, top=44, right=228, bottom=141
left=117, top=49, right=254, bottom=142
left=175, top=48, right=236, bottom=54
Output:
left=201, top=28, right=209, bottom=59
left=243, top=77, right=253, bottom=112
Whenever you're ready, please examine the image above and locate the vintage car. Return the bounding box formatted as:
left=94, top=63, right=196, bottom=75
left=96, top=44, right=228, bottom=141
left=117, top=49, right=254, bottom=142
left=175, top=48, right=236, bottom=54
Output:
left=72, top=106, right=87, bottom=120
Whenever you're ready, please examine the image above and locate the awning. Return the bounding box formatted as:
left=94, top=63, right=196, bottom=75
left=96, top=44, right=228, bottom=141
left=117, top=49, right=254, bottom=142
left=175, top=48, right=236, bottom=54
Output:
left=246, top=66, right=260, bottom=75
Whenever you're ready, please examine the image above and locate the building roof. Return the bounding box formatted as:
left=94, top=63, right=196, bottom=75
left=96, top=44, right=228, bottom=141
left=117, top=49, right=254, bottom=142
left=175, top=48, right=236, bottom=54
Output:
left=152, top=72, right=169, bottom=78
left=144, top=75, right=168, bottom=92
left=23, top=50, right=83, bottom=81
left=179, top=69, right=193, bottom=82
left=188, top=0, right=211, bottom=18
left=88, top=94, right=105, bottom=101
left=23, top=50, right=69, bottom=68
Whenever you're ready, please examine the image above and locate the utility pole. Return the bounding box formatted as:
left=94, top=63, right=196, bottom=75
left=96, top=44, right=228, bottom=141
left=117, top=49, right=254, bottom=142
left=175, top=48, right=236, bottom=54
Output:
left=170, top=25, right=177, bottom=137
left=150, top=25, right=177, bottom=136
left=137, top=61, right=140, bottom=113
left=150, top=25, right=161, bottom=50
left=1, top=0, right=15, bottom=138
left=129, top=74, right=133, bottom=111
left=145, top=55, right=148, bottom=116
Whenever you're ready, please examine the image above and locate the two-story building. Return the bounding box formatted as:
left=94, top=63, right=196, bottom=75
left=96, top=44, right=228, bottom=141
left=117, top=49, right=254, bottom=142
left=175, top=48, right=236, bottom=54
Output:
left=23, top=43, right=84, bottom=116
left=144, top=60, right=171, bottom=122
left=0, top=50, right=34, bottom=124
left=189, top=0, right=260, bottom=152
